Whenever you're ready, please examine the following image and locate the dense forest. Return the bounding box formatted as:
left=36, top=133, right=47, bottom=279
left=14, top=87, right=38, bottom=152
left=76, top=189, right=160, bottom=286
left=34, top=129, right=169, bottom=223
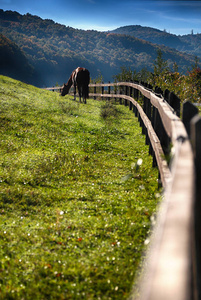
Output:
left=0, top=9, right=200, bottom=87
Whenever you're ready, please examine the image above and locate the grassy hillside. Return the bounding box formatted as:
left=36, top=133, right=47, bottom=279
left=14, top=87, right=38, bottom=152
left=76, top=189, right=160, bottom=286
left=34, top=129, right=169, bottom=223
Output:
left=0, top=76, right=159, bottom=299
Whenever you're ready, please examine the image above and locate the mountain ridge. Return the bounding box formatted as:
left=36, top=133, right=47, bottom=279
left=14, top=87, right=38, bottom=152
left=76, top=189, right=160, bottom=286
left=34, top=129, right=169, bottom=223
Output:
left=0, top=10, right=200, bottom=87
left=110, top=25, right=201, bottom=57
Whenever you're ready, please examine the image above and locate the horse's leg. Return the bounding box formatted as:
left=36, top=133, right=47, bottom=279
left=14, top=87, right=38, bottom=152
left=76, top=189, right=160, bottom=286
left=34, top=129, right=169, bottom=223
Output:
left=83, top=95, right=86, bottom=104
left=84, top=84, right=87, bottom=104
left=81, top=85, right=85, bottom=103
left=78, top=85, right=82, bottom=103
left=74, top=84, right=76, bottom=101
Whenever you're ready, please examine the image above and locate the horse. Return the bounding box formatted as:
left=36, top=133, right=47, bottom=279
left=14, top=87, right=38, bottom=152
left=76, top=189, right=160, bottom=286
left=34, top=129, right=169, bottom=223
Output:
left=60, top=67, right=90, bottom=104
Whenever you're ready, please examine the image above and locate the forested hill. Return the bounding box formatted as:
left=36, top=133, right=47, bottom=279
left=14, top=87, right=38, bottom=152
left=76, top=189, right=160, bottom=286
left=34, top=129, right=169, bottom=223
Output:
left=111, top=25, right=201, bottom=58
left=0, top=34, right=39, bottom=85
left=0, top=9, right=199, bottom=87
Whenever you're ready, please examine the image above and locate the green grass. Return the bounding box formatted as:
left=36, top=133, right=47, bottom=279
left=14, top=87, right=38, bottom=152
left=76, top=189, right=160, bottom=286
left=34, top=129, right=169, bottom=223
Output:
left=0, top=75, right=159, bottom=299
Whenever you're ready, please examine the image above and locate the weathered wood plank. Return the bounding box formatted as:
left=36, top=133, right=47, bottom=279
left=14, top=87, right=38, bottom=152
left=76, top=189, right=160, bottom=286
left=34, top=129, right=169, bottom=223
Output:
left=44, top=86, right=61, bottom=91
left=138, top=136, right=194, bottom=300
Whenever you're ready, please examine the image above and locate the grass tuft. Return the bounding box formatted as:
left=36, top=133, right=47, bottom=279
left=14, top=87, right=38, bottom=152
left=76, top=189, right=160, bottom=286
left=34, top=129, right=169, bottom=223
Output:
left=100, top=101, right=120, bottom=120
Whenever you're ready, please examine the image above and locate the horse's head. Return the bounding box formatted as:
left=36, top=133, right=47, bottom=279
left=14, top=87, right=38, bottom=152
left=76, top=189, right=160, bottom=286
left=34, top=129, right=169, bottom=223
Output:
left=60, top=83, right=69, bottom=96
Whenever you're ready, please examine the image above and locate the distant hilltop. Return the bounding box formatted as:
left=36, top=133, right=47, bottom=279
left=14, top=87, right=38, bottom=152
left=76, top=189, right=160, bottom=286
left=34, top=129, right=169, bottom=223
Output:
left=110, top=25, right=201, bottom=57
left=0, top=9, right=200, bottom=87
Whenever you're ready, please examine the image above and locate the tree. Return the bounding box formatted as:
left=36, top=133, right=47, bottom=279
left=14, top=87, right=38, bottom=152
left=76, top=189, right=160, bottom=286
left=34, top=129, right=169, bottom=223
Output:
left=152, top=49, right=169, bottom=87
left=186, top=56, right=201, bottom=102
left=154, top=49, right=168, bottom=76
left=113, top=66, right=151, bottom=83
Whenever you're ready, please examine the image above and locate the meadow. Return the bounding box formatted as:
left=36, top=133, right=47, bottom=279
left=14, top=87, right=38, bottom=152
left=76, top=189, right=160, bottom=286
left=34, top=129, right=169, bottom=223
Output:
left=0, top=75, right=159, bottom=299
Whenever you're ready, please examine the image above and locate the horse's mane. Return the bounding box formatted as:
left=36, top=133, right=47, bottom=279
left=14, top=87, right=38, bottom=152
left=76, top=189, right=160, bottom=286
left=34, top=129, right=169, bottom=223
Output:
left=66, top=74, right=73, bottom=90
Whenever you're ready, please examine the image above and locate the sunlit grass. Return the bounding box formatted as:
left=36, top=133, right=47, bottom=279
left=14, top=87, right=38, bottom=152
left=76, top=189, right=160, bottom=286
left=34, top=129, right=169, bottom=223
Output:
left=0, top=75, right=159, bottom=299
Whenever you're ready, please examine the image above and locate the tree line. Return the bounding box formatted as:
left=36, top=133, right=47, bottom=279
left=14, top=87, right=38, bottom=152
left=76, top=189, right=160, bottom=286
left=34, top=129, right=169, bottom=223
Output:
left=113, top=50, right=201, bottom=103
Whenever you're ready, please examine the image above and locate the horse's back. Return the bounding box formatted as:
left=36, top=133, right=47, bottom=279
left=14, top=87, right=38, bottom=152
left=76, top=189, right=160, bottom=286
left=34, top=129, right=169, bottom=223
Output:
left=77, top=67, right=90, bottom=84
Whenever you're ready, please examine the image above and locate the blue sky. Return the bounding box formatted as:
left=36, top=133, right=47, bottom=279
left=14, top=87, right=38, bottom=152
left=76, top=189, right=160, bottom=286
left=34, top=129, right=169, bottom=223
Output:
left=0, top=0, right=201, bottom=35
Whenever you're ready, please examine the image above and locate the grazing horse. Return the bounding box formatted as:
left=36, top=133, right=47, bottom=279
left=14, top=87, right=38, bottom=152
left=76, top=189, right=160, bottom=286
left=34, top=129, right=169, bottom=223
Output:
left=60, top=67, right=90, bottom=104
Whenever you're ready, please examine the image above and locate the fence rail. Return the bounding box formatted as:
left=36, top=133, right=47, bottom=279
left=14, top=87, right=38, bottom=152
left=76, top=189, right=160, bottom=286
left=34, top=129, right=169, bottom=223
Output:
left=45, top=82, right=201, bottom=299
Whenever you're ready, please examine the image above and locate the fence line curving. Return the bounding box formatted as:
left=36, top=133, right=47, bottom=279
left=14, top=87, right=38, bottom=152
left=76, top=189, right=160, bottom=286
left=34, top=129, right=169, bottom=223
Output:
left=89, top=82, right=196, bottom=300
left=45, top=81, right=201, bottom=299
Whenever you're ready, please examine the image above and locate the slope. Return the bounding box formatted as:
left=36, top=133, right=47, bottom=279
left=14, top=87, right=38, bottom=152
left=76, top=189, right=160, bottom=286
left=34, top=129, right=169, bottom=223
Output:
left=0, top=75, right=159, bottom=299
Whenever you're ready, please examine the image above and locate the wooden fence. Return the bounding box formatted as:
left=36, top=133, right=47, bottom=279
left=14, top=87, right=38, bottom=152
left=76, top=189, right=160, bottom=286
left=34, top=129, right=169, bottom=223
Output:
left=46, top=82, right=201, bottom=299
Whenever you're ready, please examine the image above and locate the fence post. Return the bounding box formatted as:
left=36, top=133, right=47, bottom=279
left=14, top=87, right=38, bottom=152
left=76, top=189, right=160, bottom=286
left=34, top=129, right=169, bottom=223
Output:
left=164, top=89, right=170, bottom=102
left=143, top=96, right=152, bottom=121
left=124, top=85, right=128, bottom=106
left=119, top=87, right=122, bottom=105
left=129, top=86, right=133, bottom=110
left=133, top=101, right=137, bottom=117
left=108, top=82, right=110, bottom=100
left=125, top=85, right=128, bottom=95
left=155, top=86, right=163, bottom=97
left=94, top=83, right=96, bottom=100
left=152, top=107, right=170, bottom=156
left=168, top=91, right=180, bottom=117
left=130, top=86, right=133, bottom=97
left=133, top=87, right=139, bottom=116
left=134, top=88, right=139, bottom=101
left=143, top=96, right=151, bottom=146
left=101, top=83, right=104, bottom=101
left=129, top=100, right=132, bottom=111
left=114, top=87, right=117, bottom=103
left=191, top=115, right=201, bottom=298
left=138, top=114, right=146, bottom=134
left=182, top=101, right=198, bottom=136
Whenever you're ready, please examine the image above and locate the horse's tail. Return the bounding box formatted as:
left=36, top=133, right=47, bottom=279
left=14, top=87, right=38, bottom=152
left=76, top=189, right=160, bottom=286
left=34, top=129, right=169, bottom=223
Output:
left=85, top=70, right=90, bottom=99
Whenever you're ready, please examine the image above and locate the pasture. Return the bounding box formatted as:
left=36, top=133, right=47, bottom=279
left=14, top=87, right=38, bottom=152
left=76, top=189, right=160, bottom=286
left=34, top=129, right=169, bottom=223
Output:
left=0, top=76, right=159, bottom=299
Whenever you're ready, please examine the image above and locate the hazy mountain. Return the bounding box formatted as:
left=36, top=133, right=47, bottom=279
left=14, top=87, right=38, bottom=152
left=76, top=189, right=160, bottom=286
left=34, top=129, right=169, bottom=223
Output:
left=110, top=25, right=201, bottom=58
left=0, top=10, right=199, bottom=87
left=180, top=34, right=201, bottom=57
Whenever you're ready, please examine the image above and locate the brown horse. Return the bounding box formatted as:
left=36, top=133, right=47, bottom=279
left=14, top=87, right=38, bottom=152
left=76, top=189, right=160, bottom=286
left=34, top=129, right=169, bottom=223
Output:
left=60, top=67, right=90, bottom=104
